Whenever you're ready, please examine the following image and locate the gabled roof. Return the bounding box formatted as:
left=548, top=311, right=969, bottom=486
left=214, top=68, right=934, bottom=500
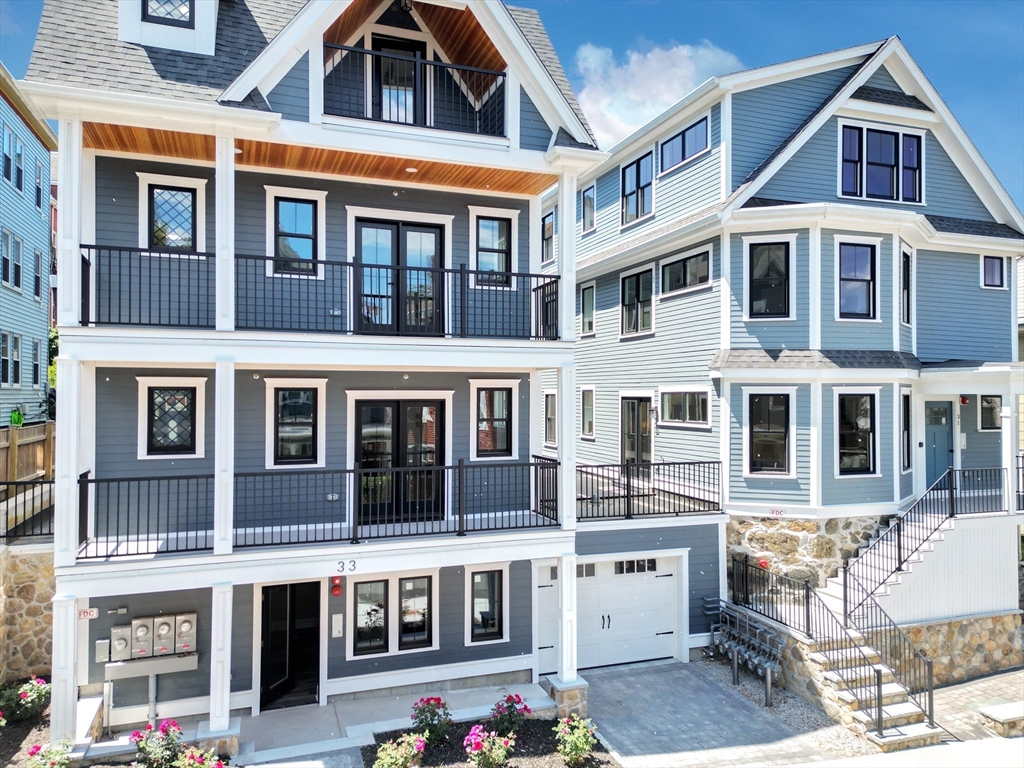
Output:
left=0, top=63, right=57, bottom=151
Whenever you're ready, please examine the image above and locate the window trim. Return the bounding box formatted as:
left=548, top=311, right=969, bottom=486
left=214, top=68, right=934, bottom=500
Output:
left=979, top=255, right=1007, bottom=291
left=0, top=331, right=8, bottom=387
left=263, top=377, right=328, bottom=470
left=13, top=138, right=23, bottom=193
left=1, top=229, right=10, bottom=286
left=833, top=386, right=882, bottom=479
left=141, top=0, right=196, bottom=28
left=658, top=245, right=713, bottom=299
left=136, top=172, right=208, bottom=252
left=579, top=281, right=596, bottom=337
left=541, top=210, right=555, bottom=263
left=7, top=333, right=20, bottom=388
left=742, top=233, right=798, bottom=323
left=135, top=376, right=207, bottom=460
left=977, top=395, right=1002, bottom=432
left=10, top=235, right=23, bottom=291
left=35, top=159, right=43, bottom=211
left=543, top=390, right=557, bottom=448
left=657, top=112, right=711, bottom=177
left=31, top=339, right=41, bottom=389
left=464, top=562, right=511, bottom=647
left=580, top=184, right=596, bottom=234
left=742, top=386, right=798, bottom=480
left=619, top=148, right=655, bottom=229
left=265, top=186, right=328, bottom=279
left=619, top=264, right=655, bottom=339
left=468, top=206, right=520, bottom=290
left=901, top=388, right=912, bottom=474
left=836, top=119, right=926, bottom=206
left=658, top=386, right=712, bottom=430
left=1, top=126, right=11, bottom=183
left=345, top=568, right=441, bottom=660
left=580, top=386, right=595, bottom=440
left=834, top=235, right=883, bottom=323
left=468, top=378, right=520, bottom=462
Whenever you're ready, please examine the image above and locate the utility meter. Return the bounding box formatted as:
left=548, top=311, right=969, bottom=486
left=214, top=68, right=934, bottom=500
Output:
left=110, top=625, right=132, bottom=662
left=153, top=617, right=175, bottom=656
left=175, top=613, right=197, bottom=654
left=131, top=617, right=154, bottom=659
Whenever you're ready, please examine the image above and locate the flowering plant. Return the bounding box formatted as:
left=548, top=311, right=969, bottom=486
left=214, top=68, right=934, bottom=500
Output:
left=372, top=731, right=426, bottom=768
left=463, top=724, right=514, bottom=768
left=128, top=719, right=223, bottom=768
left=553, top=714, right=598, bottom=767
left=26, top=739, right=72, bottom=768
left=0, top=709, right=6, bottom=729
left=410, top=696, right=452, bottom=744
left=489, top=693, right=531, bottom=736
left=0, top=677, right=51, bottom=721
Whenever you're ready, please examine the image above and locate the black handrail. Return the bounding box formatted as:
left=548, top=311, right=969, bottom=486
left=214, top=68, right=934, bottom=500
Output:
left=1, top=480, right=55, bottom=541
left=576, top=461, right=721, bottom=520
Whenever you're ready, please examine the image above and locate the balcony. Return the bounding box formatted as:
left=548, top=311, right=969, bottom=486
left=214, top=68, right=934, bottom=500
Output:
left=575, top=461, right=722, bottom=521
left=76, top=460, right=559, bottom=560
left=81, top=247, right=560, bottom=340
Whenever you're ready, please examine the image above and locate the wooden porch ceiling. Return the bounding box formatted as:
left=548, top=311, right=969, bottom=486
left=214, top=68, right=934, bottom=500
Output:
left=83, top=122, right=215, bottom=161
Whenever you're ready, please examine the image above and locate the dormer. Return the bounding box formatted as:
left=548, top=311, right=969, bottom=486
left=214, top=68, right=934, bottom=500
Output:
left=117, top=0, right=219, bottom=56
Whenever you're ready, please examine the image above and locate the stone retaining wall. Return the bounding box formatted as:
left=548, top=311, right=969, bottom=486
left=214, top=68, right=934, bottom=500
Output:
left=0, top=544, right=55, bottom=683
left=898, top=611, right=1023, bottom=684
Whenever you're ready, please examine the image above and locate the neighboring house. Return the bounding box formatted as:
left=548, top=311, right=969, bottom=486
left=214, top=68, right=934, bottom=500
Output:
left=0, top=64, right=56, bottom=425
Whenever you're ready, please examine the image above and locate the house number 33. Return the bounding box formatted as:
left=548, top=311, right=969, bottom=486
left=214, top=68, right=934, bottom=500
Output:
left=337, top=560, right=357, bottom=573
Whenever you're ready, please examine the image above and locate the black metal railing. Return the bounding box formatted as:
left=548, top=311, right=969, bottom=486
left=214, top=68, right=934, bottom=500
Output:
left=78, top=475, right=215, bottom=559
left=235, top=256, right=559, bottom=339
left=323, top=44, right=506, bottom=137
left=82, top=245, right=215, bottom=328
left=1, top=480, right=54, bottom=541
left=576, top=461, right=721, bottom=521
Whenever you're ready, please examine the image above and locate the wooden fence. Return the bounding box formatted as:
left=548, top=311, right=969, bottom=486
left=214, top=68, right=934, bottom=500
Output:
left=0, top=422, right=55, bottom=483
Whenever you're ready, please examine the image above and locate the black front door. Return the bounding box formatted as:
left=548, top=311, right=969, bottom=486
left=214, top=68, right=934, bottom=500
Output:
left=260, top=582, right=320, bottom=711
left=355, top=400, right=444, bottom=524
left=356, top=220, right=443, bottom=336
left=372, top=36, right=427, bottom=125
left=621, top=397, right=652, bottom=479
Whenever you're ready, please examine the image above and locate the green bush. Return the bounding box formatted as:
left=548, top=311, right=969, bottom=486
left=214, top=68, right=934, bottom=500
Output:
left=372, top=731, right=426, bottom=768
left=0, top=677, right=51, bottom=722
left=410, top=696, right=452, bottom=744
left=554, top=714, right=598, bottom=766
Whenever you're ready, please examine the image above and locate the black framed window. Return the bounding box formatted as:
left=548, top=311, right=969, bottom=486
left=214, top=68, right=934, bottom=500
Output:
left=354, top=580, right=388, bottom=656
left=477, top=387, right=512, bottom=456
left=902, top=134, right=921, bottom=202
left=841, top=126, right=862, bottom=197
left=581, top=186, right=596, bottom=232
left=621, top=271, right=652, bottom=334
left=274, top=197, right=317, bottom=274
left=274, top=388, right=317, bottom=465
left=661, top=391, right=708, bottom=425
left=749, top=394, right=789, bottom=474
left=147, top=387, right=196, bottom=455
left=983, top=256, right=1004, bottom=288
left=901, top=251, right=912, bottom=324
left=661, top=117, right=708, bottom=171
left=544, top=393, right=556, bottom=445
left=33, top=250, right=42, bottom=299
left=865, top=129, right=898, bottom=200
left=662, top=250, right=709, bottom=293
left=838, top=394, right=875, bottom=475
left=470, top=570, right=503, bottom=642
left=35, top=160, right=43, bottom=210
left=1, top=128, right=10, bottom=182
left=142, top=0, right=194, bottom=28
left=476, top=217, right=512, bottom=286
left=31, top=340, right=40, bottom=387
left=901, top=393, right=912, bottom=471
left=150, top=185, right=196, bottom=250
left=748, top=242, right=789, bottom=318
left=13, top=139, right=23, bottom=192
left=838, top=243, right=875, bottom=319
left=581, top=285, right=595, bottom=334
left=0, top=332, right=8, bottom=385
left=398, top=576, right=431, bottom=651
left=980, top=396, right=1001, bottom=430
left=621, top=152, right=653, bottom=224
left=541, top=212, right=554, bottom=262
left=581, top=389, right=594, bottom=437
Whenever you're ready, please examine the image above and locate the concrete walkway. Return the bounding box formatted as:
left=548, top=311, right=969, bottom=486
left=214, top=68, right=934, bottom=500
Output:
left=932, top=668, right=1024, bottom=741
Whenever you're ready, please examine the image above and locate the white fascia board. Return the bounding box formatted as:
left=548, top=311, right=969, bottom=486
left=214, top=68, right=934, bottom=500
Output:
left=837, top=102, right=942, bottom=127
left=719, top=40, right=884, bottom=92
left=543, top=145, right=609, bottom=172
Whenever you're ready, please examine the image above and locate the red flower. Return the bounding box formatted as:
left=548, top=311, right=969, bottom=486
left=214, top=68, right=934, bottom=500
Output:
left=146, top=724, right=153, bottom=731
left=27, top=745, right=42, bottom=756
left=473, top=741, right=483, bottom=752
left=19, top=691, right=28, bottom=699
left=502, top=739, right=510, bottom=747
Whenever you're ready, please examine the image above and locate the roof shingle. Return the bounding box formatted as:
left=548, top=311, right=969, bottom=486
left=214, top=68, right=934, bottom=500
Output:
left=925, top=215, right=1023, bottom=240
left=852, top=85, right=931, bottom=112
left=710, top=349, right=923, bottom=370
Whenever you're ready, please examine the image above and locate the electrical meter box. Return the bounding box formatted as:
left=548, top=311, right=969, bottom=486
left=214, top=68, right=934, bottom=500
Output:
left=110, top=625, right=132, bottom=662
left=95, top=638, right=110, bottom=664
left=153, top=617, right=175, bottom=656
left=131, top=617, right=154, bottom=659
left=175, top=613, right=197, bottom=654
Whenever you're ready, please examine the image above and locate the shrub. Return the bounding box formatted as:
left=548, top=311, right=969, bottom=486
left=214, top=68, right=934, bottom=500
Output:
left=128, top=719, right=223, bottom=768
left=0, top=709, right=6, bottom=729
left=372, top=731, right=426, bottom=768
left=26, top=740, right=72, bottom=768
left=489, top=693, right=531, bottom=736
left=410, top=696, right=452, bottom=744
left=553, top=714, right=598, bottom=767
left=0, top=677, right=51, bottom=722
left=463, top=724, right=514, bottom=768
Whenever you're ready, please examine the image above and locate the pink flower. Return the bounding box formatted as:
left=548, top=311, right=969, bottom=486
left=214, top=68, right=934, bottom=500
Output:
left=197, top=755, right=205, bottom=764
left=146, top=724, right=153, bottom=730
left=473, top=741, right=483, bottom=752
left=414, top=738, right=425, bottom=752
left=502, top=739, right=510, bottom=747
left=216, top=762, right=224, bottom=768
left=524, top=705, right=532, bottom=714
left=19, top=691, right=29, bottom=699
left=27, top=745, right=42, bottom=756
left=562, top=728, right=569, bottom=734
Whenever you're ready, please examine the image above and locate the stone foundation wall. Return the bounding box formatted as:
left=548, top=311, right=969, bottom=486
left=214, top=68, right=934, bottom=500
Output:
left=727, top=515, right=883, bottom=588
left=899, top=611, right=1023, bottom=685
left=0, top=544, right=55, bottom=683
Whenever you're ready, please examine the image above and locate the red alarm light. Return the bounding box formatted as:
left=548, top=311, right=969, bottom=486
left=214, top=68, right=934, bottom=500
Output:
left=331, top=576, right=342, bottom=597
left=758, top=558, right=769, bottom=569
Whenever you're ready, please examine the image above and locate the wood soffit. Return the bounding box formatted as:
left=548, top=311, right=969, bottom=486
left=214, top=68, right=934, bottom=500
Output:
left=83, top=122, right=215, bottom=161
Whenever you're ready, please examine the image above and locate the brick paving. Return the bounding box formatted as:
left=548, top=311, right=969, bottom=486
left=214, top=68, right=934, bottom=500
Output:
left=933, top=668, right=1024, bottom=741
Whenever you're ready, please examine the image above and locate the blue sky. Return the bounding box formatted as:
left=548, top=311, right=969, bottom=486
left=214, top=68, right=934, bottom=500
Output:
left=2, top=0, right=1022, bottom=208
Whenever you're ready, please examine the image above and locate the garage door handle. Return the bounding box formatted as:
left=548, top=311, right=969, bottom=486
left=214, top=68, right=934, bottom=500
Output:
left=539, top=645, right=554, bottom=650
left=655, top=574, right=673, bottom=578
left=538, top=584, right=554, bottom=589
left=607, top=614, right=611, bottom=628
left=601, top=615, right=605, bottom=629
left=655, top=631, right=674, bottom=636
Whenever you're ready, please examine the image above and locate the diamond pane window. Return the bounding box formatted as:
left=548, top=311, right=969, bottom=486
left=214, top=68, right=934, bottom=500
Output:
left=150, top=186, right=196, bottom=250
left=143, top=0, right=194, bottom=27
left=148, top=387, right=196, bottom=455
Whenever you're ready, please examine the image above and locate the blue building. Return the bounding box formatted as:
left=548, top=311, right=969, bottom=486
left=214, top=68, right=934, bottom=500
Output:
left=0, top=63, right=56, bottom=424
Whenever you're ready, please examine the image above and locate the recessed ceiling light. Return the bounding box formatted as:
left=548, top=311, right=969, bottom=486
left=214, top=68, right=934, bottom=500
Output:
left=405, top=167, right=418, bottom=173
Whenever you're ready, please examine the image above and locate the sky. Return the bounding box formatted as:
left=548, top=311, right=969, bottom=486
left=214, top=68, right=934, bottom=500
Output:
left=1, top=0, right=1022, bottom=208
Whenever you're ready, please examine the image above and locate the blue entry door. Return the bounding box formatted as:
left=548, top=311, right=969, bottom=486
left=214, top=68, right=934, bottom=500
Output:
left=925, top=401, right=954, bottom=487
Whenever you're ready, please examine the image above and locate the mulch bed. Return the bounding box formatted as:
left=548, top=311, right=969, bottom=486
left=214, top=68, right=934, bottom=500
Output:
left=362, top=719, right=620, bottom=768
left=0, top=702, right=50, bottom=768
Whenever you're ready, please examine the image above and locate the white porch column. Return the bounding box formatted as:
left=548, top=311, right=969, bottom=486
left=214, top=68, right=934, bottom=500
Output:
left=207, top=583, right=234, bottom=733
left=557, top=172, right=577, bottom=343
left=1001, top=396, right=1018, bottom=510
left=50, top=596, right=78, bottom=744
left=54, top=359, right=81, bottom=567
left=215, top=135, right=235, bottom=332
left=213, top=362, right=235, bottom=555
left=56, top=117, right=82, bottom=327
left=557, top=365, right=576, bottom=531
left=557, top=553, right=578, bottom=683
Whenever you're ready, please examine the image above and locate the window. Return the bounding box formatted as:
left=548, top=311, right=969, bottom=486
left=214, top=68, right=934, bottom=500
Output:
left=749, top=393, right=789, bottom=474
left=838, top=243, right=875, bottom=319
left=614, top=559, right=657, bottom=574
left=469, top=570, right=503, bottom=642
left=621, top=152, right=653, bottom=225
left=865, top=129, right=898, bottom=200
left=150, top=185, right=196, bottom=250
left=542, top=212, right=554, bottom=262
left=662, top=250, right=709, bottom=294
left=980, top=396, right=1001, bottom=430
left=748, top=242, right=789, bottom=318
left=35, top=160, right=43, bottom=210
left=1, top=127, right=10, bottom=182
left=901, top=392, right=912, bottom=471
left=476, top=387, right=512, bottom=457
left=661, top=391, right=709, bottom=427
left=581, top=388, right=594, bottom=438
left=544, top=393, right=556, bottom=445
left=11, top=237, right=22, bottom=290
left=274, top=388, right=317, bottom=465
left=274, top=197, right=317, bottom=274
left=661, top=116, right=708, bottom=172
left=840, top=123, right=924, bottom=204
left=581, top=186, right=596, bottom=233
left=982, top=256, right=1005, bottom=289
left=621, top=270, right=653, bottom=334
left=13, top=139, right=23, bottom=192
left=902, top=134, right=922, bottom=203
left=841, top=126, right=862, bottom=197
left=1, top=230, right=10, bottom=284
left=901, top=251, right=912, bottom=324
left=581, top=284, right=595, bottom=335
left=838, top=393, right=875, bottom=475
left=142, top=0, right=194, bottom=28
left=0, top=332, right=8, bottom=385
left=31, top=340, right=40, bottom=387
left=576, top=563, right=596, bottom=578
left=353, top=580, right=388, bottom=656
left=398, top=576, right=432, bottom=651
left=33, top=250, right=42, bottom=299
left=475, top=217, right=512, bottom=286
left=147, top=387, right=196, bottom=455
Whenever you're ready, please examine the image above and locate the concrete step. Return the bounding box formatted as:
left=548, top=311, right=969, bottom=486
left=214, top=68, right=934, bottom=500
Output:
left=837, top=682, right=909, bottom=709
left=810, top=645, right=881, bottom=669
left=822, top=664, right=895, bottom=688
left=863, top=721, right=946, bottom=752
left=851, top=700, right=927, bottom=729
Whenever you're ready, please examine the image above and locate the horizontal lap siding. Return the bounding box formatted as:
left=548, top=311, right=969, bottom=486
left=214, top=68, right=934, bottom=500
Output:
left=520, top=88, right=552, bottom=152
left=730, top=230, right=810, bottom=349
left=231, top=585, right=254, bottom=692
left=821, top=383, right=895, bottom=505
left=820, top=229, right=894, bottom=349
left=959, top=395, right=1002, bottom=469
left=863, top=66, right=903, bottom=92
left=916, top=249, right=1014, bottom=362
left=900, top=463, right=913, bottom=500
left=266, top=55, right=310, bottom=122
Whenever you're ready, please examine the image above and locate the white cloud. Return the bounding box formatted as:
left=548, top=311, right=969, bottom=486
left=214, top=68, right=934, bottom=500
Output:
left=574, top=40, right=744, bottom=149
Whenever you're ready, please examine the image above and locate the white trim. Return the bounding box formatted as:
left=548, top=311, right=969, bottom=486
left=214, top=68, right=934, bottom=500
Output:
left=721, top=93, right=732, bottom=200
left=579, top=280, right=596, bottom=337
left=810, top=381, right=822, bottom=507
left=464, top=561, right=512, bottom=647
left=979, top=254, right=1009, bottom=291
left=619, top=263, right=656, bottom=339
left=135, top=376, right=207, bottom=461
left=656, top=385, right=712, bottom=430
left=720, top=231, right=731, bottom=350
left=977, top=394, right=1003, bottom=432
left=344, top=205, right=455, bottom=265
left=263, top=186, right=328, bottom=279
left=323, top=653, right=533, bottom=698
left=891, top=233, right=900, bottom=349
left=580, top=183, right=597, bottom=235
left=899, top=241, right=914, bottom=332
left=656, top=110, right=712, bottom=178
left=741, top=233, right=798, bottom=323
left=468, top=378, right=521, bottom=461
left=542, top=389, right=557, bottom=448
left=832, top=385, right=883, bottom=479
left=467, top=205, right=520, bottom=290
left=657, top=244, right=714, bottom=300
left=345, top=568, right=442, bottom=661
left=135, top=172, right=207, bottom=252
left=117, top=0, right=217, bottom=56
left=832, top=234, right=884, bottom=323
left=891, top=384, right=901, bottom=502
left=809, top=224, right=821, bottom=349
left=741, top=386, right=798, bottom=480
left=579, top=385, right=596, bottom=440
left=263, top=377, right=328, bottom=470
left=835, top=118, right=927, bottom=207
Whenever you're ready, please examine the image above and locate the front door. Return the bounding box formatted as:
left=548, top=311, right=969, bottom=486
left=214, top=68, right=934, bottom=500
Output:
left=260, top=582, right=320, bottom=711
left=621, top=397, right=652, bottom=478
left=356, top=400, right=444, bottom=524
left=356, top=220, right=443, bottom=336
left=925, top=401, right=954, bottom=487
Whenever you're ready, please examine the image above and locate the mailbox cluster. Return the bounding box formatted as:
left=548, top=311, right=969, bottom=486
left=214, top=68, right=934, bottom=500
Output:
left=107, top=613, right=197, bottom=661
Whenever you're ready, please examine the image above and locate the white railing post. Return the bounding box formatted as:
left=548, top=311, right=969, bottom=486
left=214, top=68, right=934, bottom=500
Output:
left=54, top=359, right=81, bottom=566
left=207, top=583, right=234, bottom=733
left=50, top=596, right=78, bottom=744
left=56, top=117, right=82, bottom=328
left=213, top=362, right=235, bottom=555
left=215, top=135, right=235, bottom=332
left=557, top=553, right=578, bottom=684
left=1001, top=397, right=1016, bottom=510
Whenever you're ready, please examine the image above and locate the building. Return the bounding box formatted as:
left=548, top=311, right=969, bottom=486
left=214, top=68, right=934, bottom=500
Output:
left=0, top=64, right=56, bottom=425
